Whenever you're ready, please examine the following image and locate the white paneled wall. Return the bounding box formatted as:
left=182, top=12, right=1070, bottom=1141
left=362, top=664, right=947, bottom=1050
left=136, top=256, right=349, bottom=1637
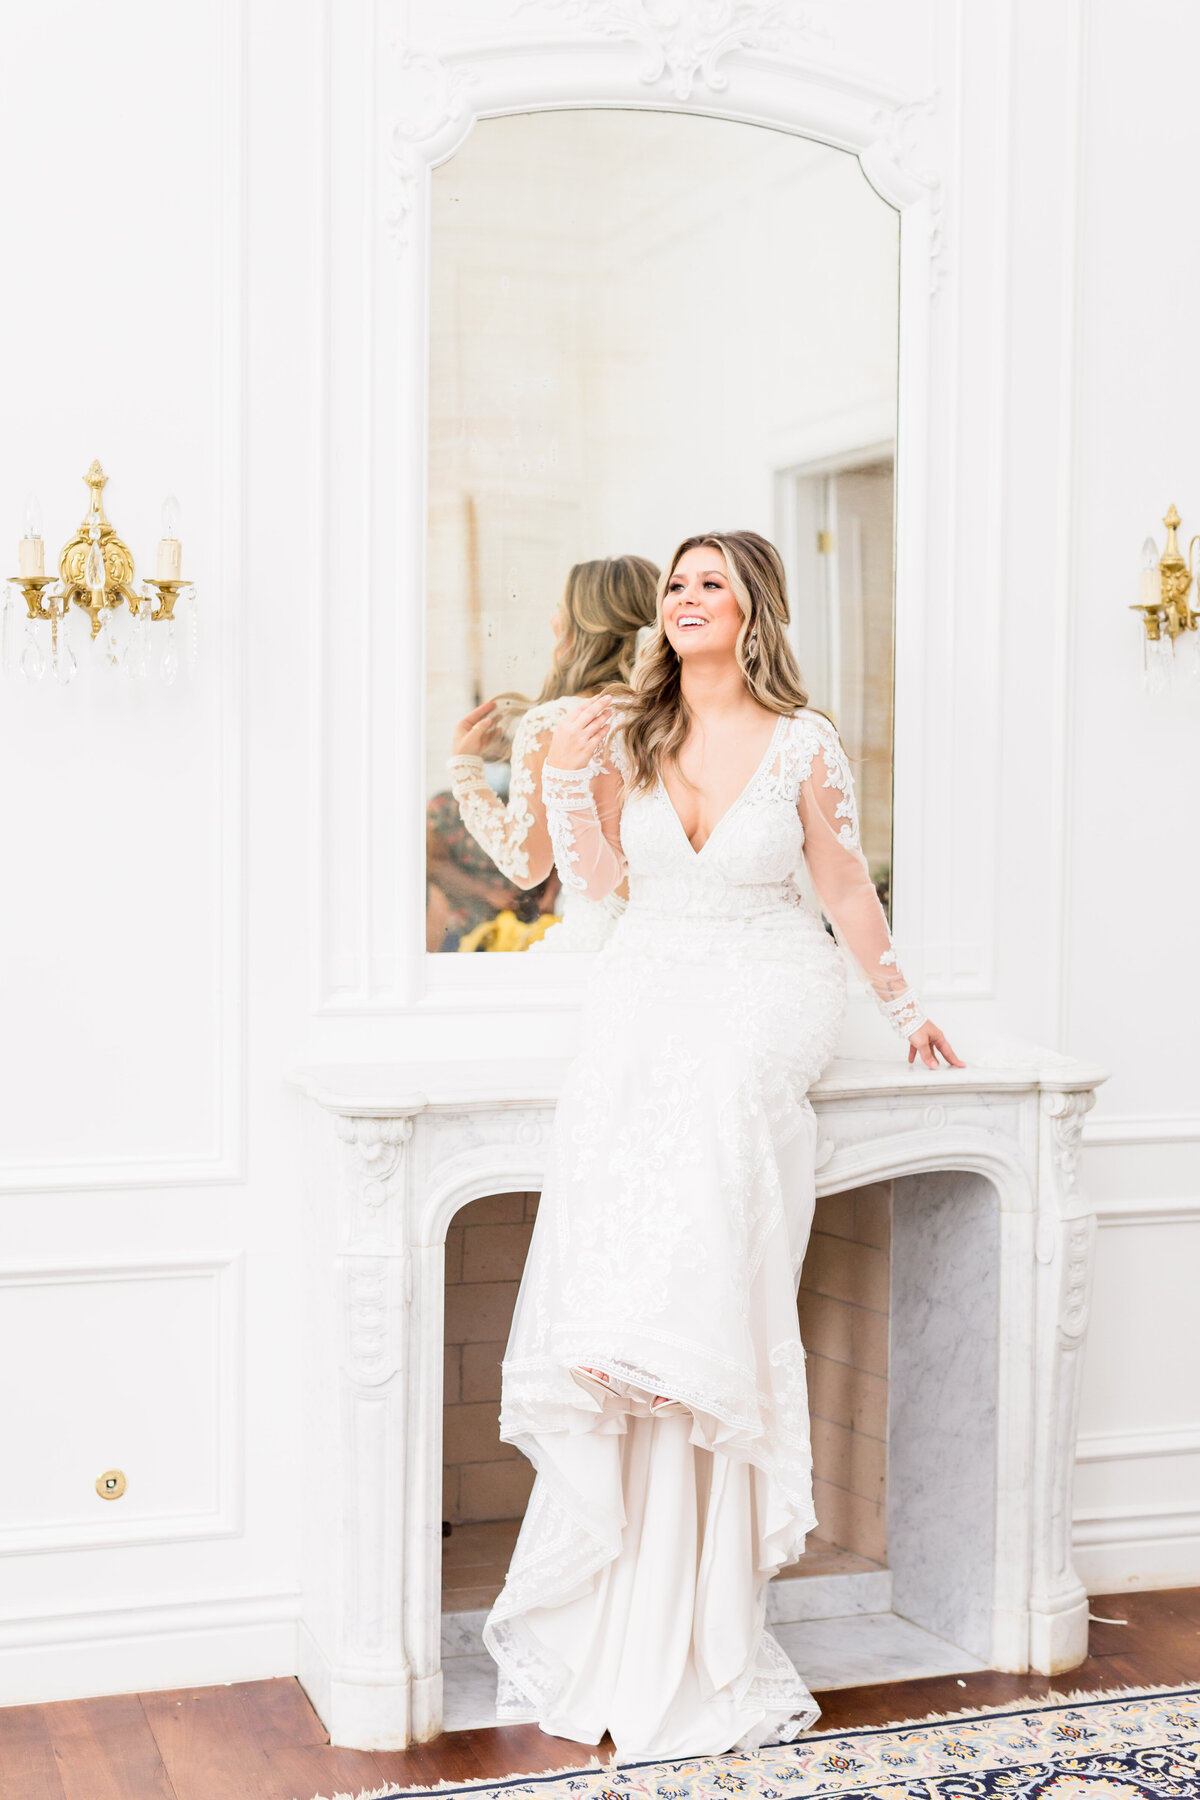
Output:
left=0, top=0, right=1196, bottom=1705
left=0, top=0, right=308, bottom=1701
left=1064, top=0, right=1200, bottom=1591
left=0, top=1257, right=239, bottom=1554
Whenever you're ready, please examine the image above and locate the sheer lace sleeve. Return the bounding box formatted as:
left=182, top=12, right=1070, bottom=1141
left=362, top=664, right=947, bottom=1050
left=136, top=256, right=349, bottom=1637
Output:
left=447, top=703, right=563, bottom=889
left=797, top=717, right=928, bottom=1039
left=542, top=745, right=627, bottom=903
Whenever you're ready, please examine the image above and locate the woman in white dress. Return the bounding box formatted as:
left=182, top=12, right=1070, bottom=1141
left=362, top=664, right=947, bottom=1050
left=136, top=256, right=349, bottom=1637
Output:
left=447, top=555, right=658, bottom=952
left=482, top=530, right=961, bottom=1759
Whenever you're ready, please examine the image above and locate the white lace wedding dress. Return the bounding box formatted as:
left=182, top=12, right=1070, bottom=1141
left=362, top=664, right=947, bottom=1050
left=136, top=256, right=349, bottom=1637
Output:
left=449, top=697, right=625, bottom=952
left=482, top=708, right=925, bottom=1759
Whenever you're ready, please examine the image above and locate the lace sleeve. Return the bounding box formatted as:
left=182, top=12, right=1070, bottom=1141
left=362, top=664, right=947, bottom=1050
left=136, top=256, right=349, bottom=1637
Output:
left=542, top=746, right=627, bottom=903
left=796, top=717, right=928, bottom=1040
left=447, top=704, right=562, bottom=889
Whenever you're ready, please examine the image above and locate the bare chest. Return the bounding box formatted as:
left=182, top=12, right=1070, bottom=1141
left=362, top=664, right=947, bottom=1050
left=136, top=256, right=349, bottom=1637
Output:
left=659, top=716, right=781, bottom=854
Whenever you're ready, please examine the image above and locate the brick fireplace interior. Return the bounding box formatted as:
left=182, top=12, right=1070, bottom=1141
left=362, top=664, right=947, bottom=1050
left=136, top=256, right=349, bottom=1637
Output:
left=442, top=1183, right=894, bottom=1610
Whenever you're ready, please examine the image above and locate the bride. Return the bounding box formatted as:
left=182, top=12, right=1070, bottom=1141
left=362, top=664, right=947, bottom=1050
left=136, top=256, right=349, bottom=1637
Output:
left=447, top=554, right=658, bottom=952
left=482, top=529, right=961, bottom=1759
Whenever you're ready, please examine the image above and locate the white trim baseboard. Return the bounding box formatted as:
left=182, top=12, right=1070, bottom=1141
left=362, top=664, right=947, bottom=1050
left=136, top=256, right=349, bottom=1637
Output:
left=1073, top=1503, right=1200, bottom=1548
left=1072, top=1503, right=1200, bottom=1596
left=0, top=1588, right=299, bottom=1708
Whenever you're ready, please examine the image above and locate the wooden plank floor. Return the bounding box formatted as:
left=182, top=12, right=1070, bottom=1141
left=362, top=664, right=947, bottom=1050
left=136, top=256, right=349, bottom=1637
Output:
left=2, top=1588, right=1198, bottom=1800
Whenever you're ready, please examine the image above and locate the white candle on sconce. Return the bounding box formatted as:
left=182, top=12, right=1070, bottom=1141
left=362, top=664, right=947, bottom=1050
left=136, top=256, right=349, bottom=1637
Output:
left=18, top=493, right=45, bottom=577
left=1139, top=536, right=1159, bottom=609
left=156, top=493, right=182, bottom=581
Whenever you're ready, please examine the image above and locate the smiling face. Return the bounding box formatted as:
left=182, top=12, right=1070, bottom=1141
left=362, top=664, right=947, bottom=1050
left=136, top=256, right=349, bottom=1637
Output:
left=662, top=544, right=748, bottom=663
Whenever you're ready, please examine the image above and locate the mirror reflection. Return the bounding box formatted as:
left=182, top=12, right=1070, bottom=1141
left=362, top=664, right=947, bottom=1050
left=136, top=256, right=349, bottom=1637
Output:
left=426, top=110, right=898, bottom=952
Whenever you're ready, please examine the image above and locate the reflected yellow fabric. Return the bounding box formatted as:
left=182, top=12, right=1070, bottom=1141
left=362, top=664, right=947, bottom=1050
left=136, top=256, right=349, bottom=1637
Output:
left=457, top=909, right=560, bottom=953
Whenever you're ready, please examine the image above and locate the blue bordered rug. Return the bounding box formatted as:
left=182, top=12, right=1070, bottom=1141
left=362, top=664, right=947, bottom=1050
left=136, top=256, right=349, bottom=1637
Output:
left=318, top=1685, right=1200, bottom=1800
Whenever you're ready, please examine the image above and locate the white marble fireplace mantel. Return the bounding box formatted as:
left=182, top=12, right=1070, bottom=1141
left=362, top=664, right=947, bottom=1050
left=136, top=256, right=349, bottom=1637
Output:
left=289, top=1052, right=1106, bottom=1751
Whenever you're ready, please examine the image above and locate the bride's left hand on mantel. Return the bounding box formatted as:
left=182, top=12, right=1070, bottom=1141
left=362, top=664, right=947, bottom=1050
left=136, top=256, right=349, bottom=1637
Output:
left=908, top=1023, right=964, bottom=1071
left=547, top=694, right=613, bottom=770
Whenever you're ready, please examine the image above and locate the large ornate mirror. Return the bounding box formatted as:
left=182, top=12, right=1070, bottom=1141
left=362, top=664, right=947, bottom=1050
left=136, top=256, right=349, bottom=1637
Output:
left=425, top=109, right=899, bottom=953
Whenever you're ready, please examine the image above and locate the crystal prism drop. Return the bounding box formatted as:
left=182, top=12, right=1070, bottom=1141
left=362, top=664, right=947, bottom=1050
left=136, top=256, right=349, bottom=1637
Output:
left=96, top=612, right=119, bottom=668
left=161, top=620, right=180, bottom=686
left=123, top=615, right=150, bottom=680
left=20, top=624, right=45, bottom=682
left=182, top=585, right=198, bottom=669
left=85, top=543, right=105, bottom=590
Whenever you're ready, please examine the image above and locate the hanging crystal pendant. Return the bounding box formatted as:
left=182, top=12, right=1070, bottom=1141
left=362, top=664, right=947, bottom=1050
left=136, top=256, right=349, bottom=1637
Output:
left=1, top=583, right=14, bottom=678
left=183, top=584, right=198, bottom=672
left=53, top=609, right=78, bottom=685
left=123, top=596, right=149, bottom=679
left=20, top=618, right=45, bottom=682
left=60, top=632, right=78, bottom=684
left=95, top=609, right=120, bottom=668
left=1143, top=632, right=1172, bottom=696
left=161, top=617, right=180, bottom=686
left=85, top=541, right=105, bottom=592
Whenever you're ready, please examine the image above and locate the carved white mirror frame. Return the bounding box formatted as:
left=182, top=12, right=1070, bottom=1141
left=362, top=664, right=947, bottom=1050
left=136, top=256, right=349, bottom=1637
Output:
left=313, top=16, right=978, bottom=1039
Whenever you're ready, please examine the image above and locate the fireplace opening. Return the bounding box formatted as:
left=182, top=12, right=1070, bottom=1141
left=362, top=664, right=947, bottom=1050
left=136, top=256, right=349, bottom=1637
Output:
left=441, top=1184, right=893, bottom=1613
left=437, top=1172, right=998, bottom=1729
left=441, top=1189, right=539, bottom=1613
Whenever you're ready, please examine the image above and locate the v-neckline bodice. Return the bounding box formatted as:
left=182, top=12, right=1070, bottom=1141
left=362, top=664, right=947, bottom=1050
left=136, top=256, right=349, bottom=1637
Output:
left=656, top=712, right=787, bottom=859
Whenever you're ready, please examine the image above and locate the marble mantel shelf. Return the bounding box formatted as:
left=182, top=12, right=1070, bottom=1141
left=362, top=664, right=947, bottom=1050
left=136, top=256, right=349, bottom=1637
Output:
left=289, top=1049, right=1107, bottom=1751
left=291, top=1052, right=1108, bottom=1116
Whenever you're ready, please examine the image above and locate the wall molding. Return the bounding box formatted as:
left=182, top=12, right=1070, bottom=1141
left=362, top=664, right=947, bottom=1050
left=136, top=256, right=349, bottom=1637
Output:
left=0, top=0, right=250, bottom=1197
left=1091, top=1195, right=1200, bottom=1228
left=1084, top=1115, right=1200, bottom=1148
left=1073, top=1502, right=1200, bottom=1549
left=1048, top=0, right=1088, bottom=1052
left=0, top=1151, right=249, bottom=1197
left=0, top=1254, right=243, bottom=1557
left=1076, top=1424, right=1200, bottom=1464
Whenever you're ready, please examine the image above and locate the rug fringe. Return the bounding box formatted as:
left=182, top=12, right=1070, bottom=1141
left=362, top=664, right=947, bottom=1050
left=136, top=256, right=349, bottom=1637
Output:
left=804, top=1678, right=1200, bottom=1738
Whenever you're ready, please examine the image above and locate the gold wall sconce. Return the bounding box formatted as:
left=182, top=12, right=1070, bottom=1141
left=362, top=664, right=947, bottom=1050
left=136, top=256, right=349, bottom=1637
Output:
left=3, top=460, right=197, bottom=685
left=1133, top=506, right=1199, bottom=693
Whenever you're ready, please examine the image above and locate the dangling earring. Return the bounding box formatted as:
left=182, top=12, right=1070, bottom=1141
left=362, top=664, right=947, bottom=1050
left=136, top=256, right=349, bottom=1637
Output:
left=746, top=628, right=759, bottom=658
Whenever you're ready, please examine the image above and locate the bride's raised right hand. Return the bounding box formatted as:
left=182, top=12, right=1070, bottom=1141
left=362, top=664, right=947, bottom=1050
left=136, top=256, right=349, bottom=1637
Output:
left=547, top=694, right=613, bottom=770
left=452, top=699, right=503, bottom=757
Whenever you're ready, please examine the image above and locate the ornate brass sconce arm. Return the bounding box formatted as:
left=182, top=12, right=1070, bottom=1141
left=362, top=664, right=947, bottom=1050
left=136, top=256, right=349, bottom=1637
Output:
left=11, top=574, right=59, bottom=621
left=1131, top=506, right=1200, bottom=643
left=140, top=578, right=186, bottom=621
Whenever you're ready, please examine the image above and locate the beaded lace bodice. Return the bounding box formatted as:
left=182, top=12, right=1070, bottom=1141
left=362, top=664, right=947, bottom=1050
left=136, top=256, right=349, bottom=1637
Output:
left=543, top=708, right=926, bottom=1037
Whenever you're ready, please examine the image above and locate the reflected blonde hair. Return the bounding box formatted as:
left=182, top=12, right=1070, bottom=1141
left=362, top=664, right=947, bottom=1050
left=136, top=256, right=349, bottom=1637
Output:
left=537, top=556, right=660, bottom=703
left=616, top=530, right=810, bottom=796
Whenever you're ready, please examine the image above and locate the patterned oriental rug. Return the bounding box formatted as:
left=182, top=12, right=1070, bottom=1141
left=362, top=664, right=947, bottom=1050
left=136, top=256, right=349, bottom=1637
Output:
left=316, top=1686, right=1200, bottom=1800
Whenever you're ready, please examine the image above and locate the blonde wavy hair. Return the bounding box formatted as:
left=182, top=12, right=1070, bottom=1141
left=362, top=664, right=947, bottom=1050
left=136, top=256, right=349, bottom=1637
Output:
left=615, top=530, right=810, bottom=796
left=536, top=556, right=660, bottom=704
